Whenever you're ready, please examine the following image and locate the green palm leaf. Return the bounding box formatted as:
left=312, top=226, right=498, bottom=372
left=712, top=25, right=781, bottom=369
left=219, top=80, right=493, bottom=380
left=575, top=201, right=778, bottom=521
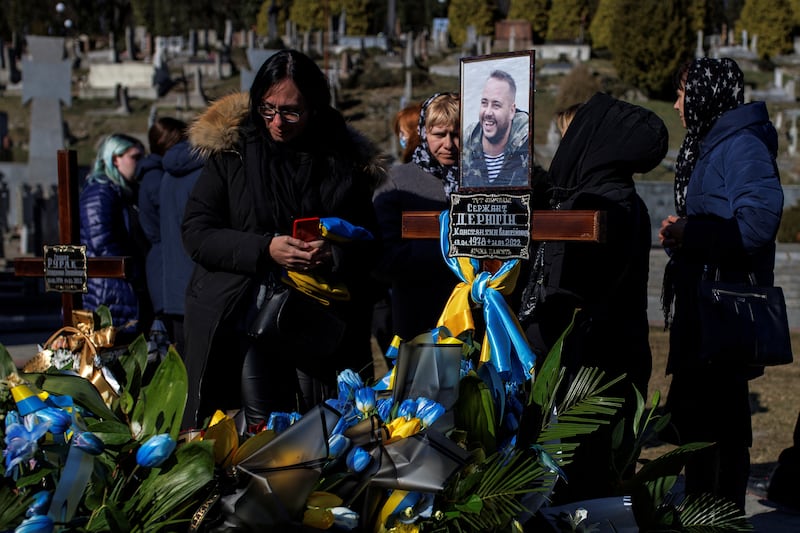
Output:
left=677, top=493, right=754, bottom=531
left=537, top=367, right=624, bottom=444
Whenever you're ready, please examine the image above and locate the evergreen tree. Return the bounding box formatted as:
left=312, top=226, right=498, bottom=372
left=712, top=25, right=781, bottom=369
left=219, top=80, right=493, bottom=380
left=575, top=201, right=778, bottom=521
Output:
left=341, top=0, right=371, bottom=35
left=588, top=0, right=617, bottom=49
left=736, top=0, right=794, bottom=59
left=547, top=0, right=591, bottom=42
left=290, top=0, right=337, bottom=33
left=791, top=0, right=800, bottom=28
left=507, top=0, right=549, bottom=43
left=607, top=0, right=693, bottom=99
left=447, top=0, right=495, bottom=46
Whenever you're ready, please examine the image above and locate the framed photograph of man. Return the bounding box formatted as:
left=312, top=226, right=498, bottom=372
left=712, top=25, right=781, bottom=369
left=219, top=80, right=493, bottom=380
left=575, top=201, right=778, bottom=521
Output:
left=460, top=51, right=534, bottom=190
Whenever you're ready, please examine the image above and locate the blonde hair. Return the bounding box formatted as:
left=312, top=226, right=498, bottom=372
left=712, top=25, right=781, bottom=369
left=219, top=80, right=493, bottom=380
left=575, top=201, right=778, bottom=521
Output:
left=556, top=103, right=582, bottom=137
left=425, top=93, right=460, bottom=133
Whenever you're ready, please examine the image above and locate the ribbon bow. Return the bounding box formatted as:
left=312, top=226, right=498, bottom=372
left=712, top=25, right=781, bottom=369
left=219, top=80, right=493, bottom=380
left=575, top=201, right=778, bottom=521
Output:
left=23, top=310, right=119, bottom=405
left=435, top=211, right=536, bottom=382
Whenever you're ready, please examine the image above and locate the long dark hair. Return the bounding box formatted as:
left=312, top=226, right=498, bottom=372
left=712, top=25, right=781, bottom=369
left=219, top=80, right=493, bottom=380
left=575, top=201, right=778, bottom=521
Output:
left=248, top=49, right=332, bottom=136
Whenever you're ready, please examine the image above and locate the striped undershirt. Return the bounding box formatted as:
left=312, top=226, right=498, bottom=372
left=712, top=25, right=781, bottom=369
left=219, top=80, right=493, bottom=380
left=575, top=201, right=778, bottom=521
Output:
left=484, top=153, right=505, bottom=182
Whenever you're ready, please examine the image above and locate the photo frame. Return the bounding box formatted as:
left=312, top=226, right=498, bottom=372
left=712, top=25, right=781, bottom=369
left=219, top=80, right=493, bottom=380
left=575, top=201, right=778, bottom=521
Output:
left=459, top=51, right=535, bottom=190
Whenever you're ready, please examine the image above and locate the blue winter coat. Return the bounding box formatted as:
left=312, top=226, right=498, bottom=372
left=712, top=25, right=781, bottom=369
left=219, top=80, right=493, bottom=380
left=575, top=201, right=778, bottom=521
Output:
left=667, top=101, right=784, bottom=375
left=137, top=153, right=164, bottom=313
left=79, top=179, right=142, bottom=330
left=159, top=140, right=203, bottom=315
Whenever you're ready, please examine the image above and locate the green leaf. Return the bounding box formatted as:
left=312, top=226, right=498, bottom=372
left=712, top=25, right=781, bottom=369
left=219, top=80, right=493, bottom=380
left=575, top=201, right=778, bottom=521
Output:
left=0, top=485, right=33, bottom=529
left=454, top=374, right=497, bottom=453
left=119, top=390, right=135, bottom=415
left=678, top=493, right=754, bottom=531
left=128, top=441, right=215, bottom=528
left=626, top=441, right=714, bottom=488
left=96, top=306, right=113, bottom=329
left=86, top=501, right=132, bottom=532
left=24, top=372, right=118, bottom=421
left=130, top=348, right=188, bottom=441
left=119, top=334, right=149, bottom=396
left=0, top=344, right=17, bottom=381
left=86, top=419, right=133, bottom=446
left=455, top=493, right=484, bottom=514
left=532, top=310, right=577, bottom=407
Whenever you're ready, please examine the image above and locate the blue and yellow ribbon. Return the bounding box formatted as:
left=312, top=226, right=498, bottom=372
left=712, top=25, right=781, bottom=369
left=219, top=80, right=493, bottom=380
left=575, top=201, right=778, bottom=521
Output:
left=436, top=211, right=536, bottom=382
left=284, top=217, right=374, bottom=304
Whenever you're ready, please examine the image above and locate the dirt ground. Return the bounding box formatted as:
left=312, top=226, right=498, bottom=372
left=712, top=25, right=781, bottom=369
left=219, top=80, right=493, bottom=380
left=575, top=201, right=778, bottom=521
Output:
left=642, top=327, right=800, bottom=481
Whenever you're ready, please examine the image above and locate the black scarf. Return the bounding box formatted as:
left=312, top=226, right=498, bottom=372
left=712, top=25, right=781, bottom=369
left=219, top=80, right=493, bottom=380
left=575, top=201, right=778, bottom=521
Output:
left=673, top=57, right=744, bottom=216
left=411, top=92, right=460, bottom=196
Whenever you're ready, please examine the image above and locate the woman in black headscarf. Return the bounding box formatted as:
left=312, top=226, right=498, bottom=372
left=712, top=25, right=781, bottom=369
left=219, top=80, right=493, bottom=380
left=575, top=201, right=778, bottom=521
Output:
left=518, top=92, right=668, bottom=503
left=659, top=57, right=784, bottom=511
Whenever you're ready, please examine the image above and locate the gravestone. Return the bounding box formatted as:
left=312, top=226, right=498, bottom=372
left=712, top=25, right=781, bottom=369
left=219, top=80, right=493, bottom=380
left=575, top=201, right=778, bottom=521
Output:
left=22, top=36, right=71, bottom=187
left=125, top=25, right=136, bottom=60
left=109, top=32, right=120, bottom=63
left=241, top=49, right=279, bottom=92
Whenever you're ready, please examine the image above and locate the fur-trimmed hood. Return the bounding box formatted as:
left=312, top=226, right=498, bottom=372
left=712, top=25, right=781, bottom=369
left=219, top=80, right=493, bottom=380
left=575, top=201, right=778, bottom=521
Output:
left=188, top=92, right=389, bottom=189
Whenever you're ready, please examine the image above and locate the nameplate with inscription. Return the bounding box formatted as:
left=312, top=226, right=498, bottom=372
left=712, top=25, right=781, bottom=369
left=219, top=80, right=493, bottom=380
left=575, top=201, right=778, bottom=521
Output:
left=43, top=244, right=88, bottom=292
left=448, top=193, right=531, bottom=259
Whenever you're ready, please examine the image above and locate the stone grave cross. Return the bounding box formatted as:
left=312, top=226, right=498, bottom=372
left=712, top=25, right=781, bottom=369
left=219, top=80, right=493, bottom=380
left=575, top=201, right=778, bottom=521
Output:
left=14, top=151, right=130, bottom=327
left=21, top=36, right=71, bottom=186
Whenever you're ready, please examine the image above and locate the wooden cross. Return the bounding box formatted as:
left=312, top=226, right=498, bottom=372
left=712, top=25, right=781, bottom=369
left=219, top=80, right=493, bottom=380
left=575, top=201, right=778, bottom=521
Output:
left=14, top=150, right=130, bottom=327
left=402, top=210, right=605, bottom=241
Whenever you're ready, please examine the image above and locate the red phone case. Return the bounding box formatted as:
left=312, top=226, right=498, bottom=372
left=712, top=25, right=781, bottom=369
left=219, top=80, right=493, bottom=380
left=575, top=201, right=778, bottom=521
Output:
left=293, top=217, right=321, bottom=241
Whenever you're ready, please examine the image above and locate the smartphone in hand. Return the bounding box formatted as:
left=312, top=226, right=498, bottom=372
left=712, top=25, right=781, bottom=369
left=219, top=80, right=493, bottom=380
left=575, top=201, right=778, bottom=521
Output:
left=292, top=217, right=322, bottom=241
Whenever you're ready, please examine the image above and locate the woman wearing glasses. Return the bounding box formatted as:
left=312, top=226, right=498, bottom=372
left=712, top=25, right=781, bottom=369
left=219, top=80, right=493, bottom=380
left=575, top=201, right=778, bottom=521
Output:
left=181, top=49, right=387, bottom=430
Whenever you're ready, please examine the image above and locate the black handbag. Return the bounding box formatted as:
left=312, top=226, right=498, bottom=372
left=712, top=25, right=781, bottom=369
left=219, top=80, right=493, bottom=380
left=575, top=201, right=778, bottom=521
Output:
left=247, top=279, right=346, bottom=358
left=697, top=269, right=793, bottom=367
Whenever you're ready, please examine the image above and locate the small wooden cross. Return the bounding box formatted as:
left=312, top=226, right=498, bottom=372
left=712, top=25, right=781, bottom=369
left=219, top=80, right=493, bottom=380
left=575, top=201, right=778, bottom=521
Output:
left=14, top=150, right=130, bottom=327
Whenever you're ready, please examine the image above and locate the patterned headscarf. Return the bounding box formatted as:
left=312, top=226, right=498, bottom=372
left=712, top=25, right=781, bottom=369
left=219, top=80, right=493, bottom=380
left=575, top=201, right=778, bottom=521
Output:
left=411, top=92, right=460, bottom=196
left=673, top=57, right=744, bottom=215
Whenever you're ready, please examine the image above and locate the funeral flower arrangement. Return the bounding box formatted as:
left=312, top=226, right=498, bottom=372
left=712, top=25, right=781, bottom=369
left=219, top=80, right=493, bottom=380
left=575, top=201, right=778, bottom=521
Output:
left=1, top=286, right=754, bottom=533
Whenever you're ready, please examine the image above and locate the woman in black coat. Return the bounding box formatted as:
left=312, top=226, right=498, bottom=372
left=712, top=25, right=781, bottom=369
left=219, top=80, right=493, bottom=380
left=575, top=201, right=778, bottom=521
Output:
left=181, top=50, right=387, bottom=430
left=518, top=92, right=668, bottom=503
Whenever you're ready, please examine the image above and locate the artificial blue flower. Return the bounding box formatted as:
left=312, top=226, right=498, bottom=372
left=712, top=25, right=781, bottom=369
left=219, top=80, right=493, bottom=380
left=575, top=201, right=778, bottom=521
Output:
left=346, top=446, right=371, bottom=473
left=337, top=369, right=363, bottom=401
left=327, top=433, right=351, bottom=460
left=397, top=399, right=418, bottom=420
left=72, top=431, right=104, bottom=456
left=354, top=387, right=376, bottom=416
left=25, top=491, right=51, bottom=517
left=136, top=434, right=176, bottom=468
left=266, top=412, right=291, bottom=433
left=376, top=397, right=394, bottom=422
left=288, top=412, right=302, bottom=425
left=331, top=506, right=359, bottom=530
left=13, top=513, right=54, bottom=533
left=36, top=407, right=72, bottom=435
left=4, top=413, right=49, bottom=474
left=330, top=403, right=360, bottom=435
left=416, top=398, right=445, bottom=428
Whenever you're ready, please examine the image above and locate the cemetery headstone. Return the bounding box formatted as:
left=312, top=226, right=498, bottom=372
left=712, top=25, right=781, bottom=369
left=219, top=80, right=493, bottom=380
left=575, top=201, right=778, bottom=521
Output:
left=109, top=32, right=120, bottom=63
left=22, top=36, right=70, bottom=187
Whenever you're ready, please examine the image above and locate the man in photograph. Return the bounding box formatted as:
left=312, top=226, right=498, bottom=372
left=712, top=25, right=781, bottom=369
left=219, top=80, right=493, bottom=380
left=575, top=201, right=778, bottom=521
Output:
left=462, top=69, right=530, bottom=188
